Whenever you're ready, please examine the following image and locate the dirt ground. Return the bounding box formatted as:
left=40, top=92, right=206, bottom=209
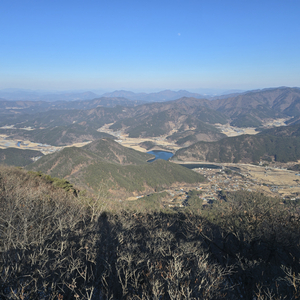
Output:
left=0, top=135, right=91, bottom=154
left=214, top=118, right=290, bottom=137
left=97, top=123, right=180, bottom=152
left=118, top=136, right=179, bottom=152
left=225, top=163, right=300, bottom=198
left=0, top=135, right=61, bottom=154
left=261, top=118, right=291, bottom=128
left=64, top=141, right=92, bottom=148
left=213, top=124, right=258, bottom=137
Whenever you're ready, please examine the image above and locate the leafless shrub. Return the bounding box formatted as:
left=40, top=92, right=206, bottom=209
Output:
left=2, top=167, right=300, bottom=299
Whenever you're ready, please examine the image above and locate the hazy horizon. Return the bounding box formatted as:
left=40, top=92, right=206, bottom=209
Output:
left=1, top=0, right=299, bottom=91
left=0, top=86, right=247, bottom=95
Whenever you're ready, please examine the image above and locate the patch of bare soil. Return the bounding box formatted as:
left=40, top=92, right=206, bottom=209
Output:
left=214, top=124, right=258, bottom=137
left=214, top=118, right=291, bottom=138
left=97, top=124, right=180, bottom=152
left=261, top=117, right=292, bottom=128
left=225, top=163, right=300, bottom=199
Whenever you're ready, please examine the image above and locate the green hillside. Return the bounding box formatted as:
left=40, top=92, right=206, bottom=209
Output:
left=26, top=146, right=99, bottom=178
left=0, top=148, right=43, bottom=167
left=26, top=139, right=204, bottom=194
left=82, top=159, right=203, bottom=192
left=172, top=134, right=300, bottom=163
left=83, top=138, right=152, bottom=164
left=26, top=139, right=152, bottom=179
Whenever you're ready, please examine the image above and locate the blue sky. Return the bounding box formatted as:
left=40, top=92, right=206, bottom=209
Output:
left=1, top=0, right=299, bottom=92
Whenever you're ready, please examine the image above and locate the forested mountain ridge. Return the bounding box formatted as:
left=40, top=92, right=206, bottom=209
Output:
left=26, top=139, right=204, bottom=195
left=0, top=97, right=227, bottom=146
left=210, top=87, right=300, bottom=126
left=1, top=86, right=300, bottom=119
left=2, top=87, right=300, bottom=127
left=172, top=128, right=300, bottom=163
left=1, top=86, right=300, bottom=150
left=258, top=122, right=300, bottom=137
left=109, top=100, right=227, bottom=143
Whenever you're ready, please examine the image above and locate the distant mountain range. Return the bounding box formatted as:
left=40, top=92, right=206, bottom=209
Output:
left=210, top=87, right=300, bottom=124
left=0, top=88, right=243, bottom=102
left=100, top=89, right=209, bottom=102
left=0, top=97, right=145, bottom=117
left=0, top=89, right=100, bottom=102
left=2, top=86, right=300, bottom=147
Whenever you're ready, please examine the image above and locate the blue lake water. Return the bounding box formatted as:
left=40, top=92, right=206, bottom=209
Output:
left=147, top=150, right=174, bottom=162
left=179, top=163, right=222, bottom=169
left=146, top=151, right=221, bottom=169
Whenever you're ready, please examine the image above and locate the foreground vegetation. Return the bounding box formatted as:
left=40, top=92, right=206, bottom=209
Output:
left=2, top=165, right=300, bottom=299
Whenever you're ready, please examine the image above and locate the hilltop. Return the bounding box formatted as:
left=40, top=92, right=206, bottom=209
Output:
left=26, top=139, right=204, bottom=196
left=82, top=138, right=152, bottom=164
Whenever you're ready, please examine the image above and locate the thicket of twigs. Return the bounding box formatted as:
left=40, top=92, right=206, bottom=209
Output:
left=1, top=165, right=300, bottom=299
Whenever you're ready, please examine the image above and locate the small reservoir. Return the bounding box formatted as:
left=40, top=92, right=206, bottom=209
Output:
left=147, top=150, right=174, bottom=162
left=146, top=151, right=222, bottom=170
left=179, top=163, right=222, bottom=170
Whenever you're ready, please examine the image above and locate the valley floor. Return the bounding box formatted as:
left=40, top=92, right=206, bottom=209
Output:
left=214, top=118, right=289, bottom=137
left=128, top=161, right=300, bottom=208
left=0, top=133, right=91, bottom=154
left=0, top=133, right=61, bottom=154
left=194, top=162, right=300, bottom=200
